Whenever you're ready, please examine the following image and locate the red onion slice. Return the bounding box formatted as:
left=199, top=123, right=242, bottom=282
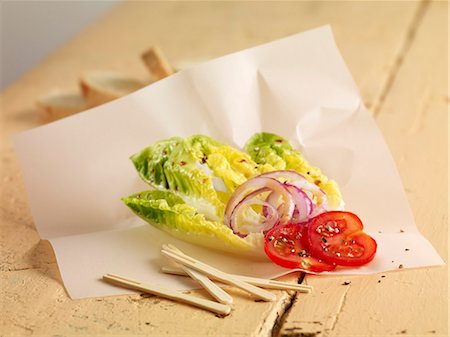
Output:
left=308, top=188, right=328, bottom=217
left=260, top=169, right=328, bottom=217
left=229, top=198, right=279, bottom=237
left=224, top=170, right=331, bottom=238
left=285, top=184, right=312, bottom=224
left=224, top=176, right=294, bottom=226
left=264, top=191, right=277, bottom=217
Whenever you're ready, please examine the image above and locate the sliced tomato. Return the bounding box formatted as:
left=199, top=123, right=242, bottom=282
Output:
left=264, top=223, right=336, bottom=272
left=306, top=211, right=377, bottom=266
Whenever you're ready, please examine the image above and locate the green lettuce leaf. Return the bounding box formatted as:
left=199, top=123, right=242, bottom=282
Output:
left=129, top=135, right=265, bottom=221
left=130, top=137, right=183, bottom=189
left=123, top=190, right=262, bottom=255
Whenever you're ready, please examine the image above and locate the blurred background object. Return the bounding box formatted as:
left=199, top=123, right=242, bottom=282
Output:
left=0, top=0, right=118, bottom=90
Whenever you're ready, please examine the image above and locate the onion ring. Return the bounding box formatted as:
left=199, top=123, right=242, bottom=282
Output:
left=224, top=176, right=294, bottom=226
left=229, top=198, right=279, bottom=237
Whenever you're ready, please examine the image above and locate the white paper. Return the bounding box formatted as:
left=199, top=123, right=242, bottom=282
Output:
left=14, top=26, right=444, bottom=299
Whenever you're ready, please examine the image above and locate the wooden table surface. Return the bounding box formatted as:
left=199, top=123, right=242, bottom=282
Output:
left=1, top=1, right=447, bottom=336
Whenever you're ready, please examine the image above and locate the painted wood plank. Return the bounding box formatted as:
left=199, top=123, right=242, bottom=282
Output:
left=1, top=266, right=300, bottom=337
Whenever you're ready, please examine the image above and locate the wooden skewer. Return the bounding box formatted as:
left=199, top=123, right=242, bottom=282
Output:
left=161, top=245, right=276, bottom=302
left=167, top=245, right=233, bottom=305
left=180, top=265, right=233, bottom=304
left=102, top=273, right=231, bottom=316
left=161, top=266, right=312, bottom=293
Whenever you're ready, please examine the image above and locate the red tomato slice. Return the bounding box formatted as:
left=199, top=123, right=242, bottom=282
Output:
left=264, top=223, right=336, bottom=272
left=306, top=211, right=377, bottom=266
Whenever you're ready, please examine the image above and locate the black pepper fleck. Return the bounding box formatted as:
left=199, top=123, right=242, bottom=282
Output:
left=398, top=264, right=404, bottom=269
left=342, top=281, right=351, bottom=285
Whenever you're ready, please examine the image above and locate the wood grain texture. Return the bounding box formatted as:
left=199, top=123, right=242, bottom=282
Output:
left=278, top=1, right=448, bottom=336
left=1, top=1, right=446, bottom=336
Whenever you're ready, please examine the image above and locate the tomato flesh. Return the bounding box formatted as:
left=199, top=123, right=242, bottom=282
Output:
left=307, top=211, right=377, bottom=266
left=264, top=223, right=336, bottom=272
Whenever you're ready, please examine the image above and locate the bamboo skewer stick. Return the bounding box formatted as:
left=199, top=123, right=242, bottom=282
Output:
left=180, top=265, right=234, bottom=304
left=161, top=245, right=276, bottom=302
left=161, top=266, right=312, bottom=293
left=102, top=273, right=231, bottom=316
left=167, top=245, right=233, bottom=305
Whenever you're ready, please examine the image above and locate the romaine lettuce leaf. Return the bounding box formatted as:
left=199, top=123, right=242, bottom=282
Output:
left=123, top=190, right=263, bottom=255
left=130, top=137, right=183, bottom=189
left=129, top=135, right=265, bottom=221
